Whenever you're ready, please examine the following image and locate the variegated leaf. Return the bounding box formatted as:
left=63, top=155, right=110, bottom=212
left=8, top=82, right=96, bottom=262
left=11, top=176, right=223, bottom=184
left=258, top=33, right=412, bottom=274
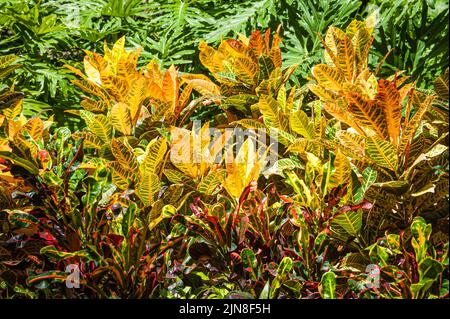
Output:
left=347, top=92, right=388, bottom=139
left=111, top=138, right=138, bottom=171
left=377, top=79, right=401, bottom=145
left=290, top=109, right=314, bottom=139
left=329, top=149, right=351, bottom=188
left=141, top=138, right=167, bottom=174
left=312, top=64, right=345, bottom=91
left=137, top=172, right=160, bottom=206
left=336, top=35, right=355, bottom=81
left=110, top=102, right=132, bottom=136
left=365, top=135, right=398, bottom=171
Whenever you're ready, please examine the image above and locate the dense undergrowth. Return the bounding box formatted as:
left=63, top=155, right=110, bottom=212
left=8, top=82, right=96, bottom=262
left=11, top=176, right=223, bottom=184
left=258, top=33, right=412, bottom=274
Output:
left=0, top=0, right=448, bottom=299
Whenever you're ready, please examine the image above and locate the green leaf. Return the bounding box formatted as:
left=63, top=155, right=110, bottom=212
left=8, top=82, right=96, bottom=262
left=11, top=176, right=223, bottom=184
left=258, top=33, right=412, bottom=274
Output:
left=411, top=217, right=432, bottom=240
left=0, top=54, right=18, bottom=69
left=0, top=151, right=39, bottom=175
left=241, top=248, right=258, bottom=274
left=372, top=180, right=410, bottom=195
left=7, top=210, right=40, bottom=229
left=111, top=138, right=138, bottom=171
left=312, top=64, right=344, bottom=91
left=290, top=109, right=314, bottom=139
left=111, top=102, right=132, bottom=135
left=411, top=183, right=437, bottom=197
left=259, top=95, right=287, bottom=130
left=198, top=171, right=222, bottom=195
left=40, top=246, right=90, bottom=261
left=329, top=149, right=351, bottom=188
left=367, top=243, right=391, bottom=267
left=263, top=157, right=304, bottom=178
left=434, top=68, right=448, bottom=101
left=26, top=271, right=69, bottom=286
left=162, top=184, right=184, bottom=204
left=411, top=217, right=432, bottom=263
left=108, top=161, right=134, bottom=190
left=419, top=257, right=444, bottom=282
left=269, top=256, right=294, bottom=298
left=148, top=216, right=164, bottom=231
left=122, top=203, right=137, bottom=237
left=161, top=204, right=177, bottom=218
left=365, top=135, right=398, bottom=171
left=331, top=208, right=362, bottom=237
left=149, top=205, right=176, bottom=231
left=137, top=172, right=160, bottom=207
left=277, top=257, right=293, bottom=278
left=0, top=64, right=20, bottom=79
left=86, top=113, right=112, bottom=143
left=404, top=144, right=448, bottom=179
left=233, top=119, right=267, bottom=130
left=163, top=168, right=191, bottom=184
left=320, top=271, right=336, bottom=299
left=141, top=137, right=167, bottom=174
left=354, top=167, right=377, bottom=203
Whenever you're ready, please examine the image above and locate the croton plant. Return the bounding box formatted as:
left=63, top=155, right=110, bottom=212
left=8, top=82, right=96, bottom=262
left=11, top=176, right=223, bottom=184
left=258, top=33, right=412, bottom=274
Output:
left=0, top=17, right=448, bottom=299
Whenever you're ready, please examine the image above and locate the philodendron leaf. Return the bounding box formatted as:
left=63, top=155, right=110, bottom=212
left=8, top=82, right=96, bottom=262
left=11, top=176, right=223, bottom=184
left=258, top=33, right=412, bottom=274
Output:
left=320, top=271, right=336, bottom=299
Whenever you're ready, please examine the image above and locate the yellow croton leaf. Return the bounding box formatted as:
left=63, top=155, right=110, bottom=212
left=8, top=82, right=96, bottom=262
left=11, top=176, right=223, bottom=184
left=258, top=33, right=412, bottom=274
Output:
left=170, top=123, right=231, bottom=180
left=222, top=138, right=266, bottom=200
left=83, top=56, right=101, bottom=85
left=162, top=65, right=179, bottom=114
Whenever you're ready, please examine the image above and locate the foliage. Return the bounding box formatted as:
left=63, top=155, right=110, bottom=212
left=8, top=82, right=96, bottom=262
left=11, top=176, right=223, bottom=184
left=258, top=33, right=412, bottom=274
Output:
left=370, top=0, right=449, bottom=87
left=1, top=0, right=447, bottom=128
left=0, top=2, right=448, bottom=300
left=309, top=20, right=449, bottom=231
